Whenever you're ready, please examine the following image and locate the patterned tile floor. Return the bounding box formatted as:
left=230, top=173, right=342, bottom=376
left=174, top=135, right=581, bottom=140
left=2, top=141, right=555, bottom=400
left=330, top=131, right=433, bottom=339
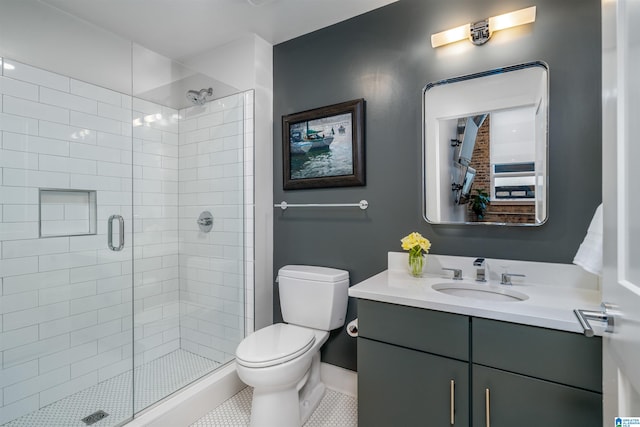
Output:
left=2, top=349, right=219, bottom=427
left=191, top=387, right=358, bottom=427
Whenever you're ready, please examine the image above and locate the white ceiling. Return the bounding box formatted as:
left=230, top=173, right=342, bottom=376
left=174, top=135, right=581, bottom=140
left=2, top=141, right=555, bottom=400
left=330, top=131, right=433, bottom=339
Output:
left=41, top=0, right=398, bottom=61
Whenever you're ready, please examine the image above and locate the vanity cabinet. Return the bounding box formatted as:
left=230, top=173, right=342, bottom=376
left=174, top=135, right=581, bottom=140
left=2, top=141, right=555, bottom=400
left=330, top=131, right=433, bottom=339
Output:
left=357, top=300, right=470, bottom=426
left=357, top=300, right=602, bottom=427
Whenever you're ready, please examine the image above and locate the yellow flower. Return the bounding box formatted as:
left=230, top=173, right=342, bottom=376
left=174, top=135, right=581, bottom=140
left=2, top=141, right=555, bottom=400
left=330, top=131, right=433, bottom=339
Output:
left=401, top=232, right=431, bottom=254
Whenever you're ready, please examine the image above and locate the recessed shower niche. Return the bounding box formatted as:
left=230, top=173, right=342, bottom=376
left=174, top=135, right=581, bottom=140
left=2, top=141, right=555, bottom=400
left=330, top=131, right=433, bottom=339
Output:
left=39, top=188, right=97, bottom=237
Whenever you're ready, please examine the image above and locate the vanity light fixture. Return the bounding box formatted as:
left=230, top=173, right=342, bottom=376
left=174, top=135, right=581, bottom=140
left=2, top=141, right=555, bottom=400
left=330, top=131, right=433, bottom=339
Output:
left=431, top=6, right=536, bottom=48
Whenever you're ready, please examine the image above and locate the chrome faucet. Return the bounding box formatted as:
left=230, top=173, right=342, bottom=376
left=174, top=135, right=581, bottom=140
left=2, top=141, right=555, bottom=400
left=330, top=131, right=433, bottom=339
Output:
left=474, top=258, right=487, bottom=282
left=500, top=272, right=526, bottom=286
left=442, top=268, right=463, bottom=280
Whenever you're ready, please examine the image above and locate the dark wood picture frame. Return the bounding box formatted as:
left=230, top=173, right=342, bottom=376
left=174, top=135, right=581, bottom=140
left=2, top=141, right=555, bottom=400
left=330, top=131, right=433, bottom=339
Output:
left=282, top=99, right=365, bottom=190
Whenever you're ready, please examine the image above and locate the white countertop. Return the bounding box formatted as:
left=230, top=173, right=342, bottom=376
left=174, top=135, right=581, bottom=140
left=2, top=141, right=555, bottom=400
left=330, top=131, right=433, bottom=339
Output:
left=349, top=254, right=605, bottom=336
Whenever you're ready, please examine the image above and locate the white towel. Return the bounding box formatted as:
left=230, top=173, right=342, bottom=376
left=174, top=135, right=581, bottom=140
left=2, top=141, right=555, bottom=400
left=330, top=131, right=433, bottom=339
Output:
left=573, top=204, right=603, bottom=276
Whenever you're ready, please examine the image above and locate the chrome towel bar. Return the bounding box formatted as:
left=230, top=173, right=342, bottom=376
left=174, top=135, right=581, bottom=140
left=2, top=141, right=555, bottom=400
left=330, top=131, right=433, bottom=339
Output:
left=274, top=200, right=369, bottom=210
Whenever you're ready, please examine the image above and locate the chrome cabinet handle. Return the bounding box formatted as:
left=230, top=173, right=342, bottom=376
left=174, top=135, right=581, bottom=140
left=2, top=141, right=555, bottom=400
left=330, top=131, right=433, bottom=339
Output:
left=485, top=388, right=491, bottom=427
left=450, top=379, right=455, bottom=425
left=108, top=215, right=124, bottom=251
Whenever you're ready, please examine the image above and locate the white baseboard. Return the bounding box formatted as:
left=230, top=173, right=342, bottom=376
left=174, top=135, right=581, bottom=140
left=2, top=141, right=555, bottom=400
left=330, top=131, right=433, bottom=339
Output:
left=320, top=362, right=357, bottom=398
left=126, top=362, right=244, bottom=427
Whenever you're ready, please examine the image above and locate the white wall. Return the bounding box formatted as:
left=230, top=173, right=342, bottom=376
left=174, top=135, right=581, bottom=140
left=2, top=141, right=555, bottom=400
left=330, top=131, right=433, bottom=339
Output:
left=180, top=35, right=257, bottom=94
left=251, top=36, right=274, bottom=330
left=0, top=0, right=132, bottom=95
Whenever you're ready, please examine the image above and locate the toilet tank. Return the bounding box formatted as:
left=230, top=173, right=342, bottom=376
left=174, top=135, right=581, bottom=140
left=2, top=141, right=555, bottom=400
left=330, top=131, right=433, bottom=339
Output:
left=278, top=265, right=349, bottom=331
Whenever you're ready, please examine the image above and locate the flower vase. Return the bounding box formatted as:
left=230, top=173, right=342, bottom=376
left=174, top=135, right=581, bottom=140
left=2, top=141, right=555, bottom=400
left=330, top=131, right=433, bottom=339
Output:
left=408, top=252, right=426, bottom=277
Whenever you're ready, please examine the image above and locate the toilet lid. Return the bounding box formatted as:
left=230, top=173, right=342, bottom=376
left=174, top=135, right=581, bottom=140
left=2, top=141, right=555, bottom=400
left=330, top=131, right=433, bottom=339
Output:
left=236, top=324, right=316, bottom=368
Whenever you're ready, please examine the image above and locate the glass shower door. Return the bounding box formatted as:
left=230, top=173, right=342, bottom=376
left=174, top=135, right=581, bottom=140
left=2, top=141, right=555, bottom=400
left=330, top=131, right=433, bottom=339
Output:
left=0, top=56, right=136, bottom=426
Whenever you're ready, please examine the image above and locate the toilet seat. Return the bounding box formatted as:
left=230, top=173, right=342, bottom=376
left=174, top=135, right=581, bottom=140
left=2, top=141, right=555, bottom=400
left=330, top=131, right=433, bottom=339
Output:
left=236, top=323, right=316, bottom=368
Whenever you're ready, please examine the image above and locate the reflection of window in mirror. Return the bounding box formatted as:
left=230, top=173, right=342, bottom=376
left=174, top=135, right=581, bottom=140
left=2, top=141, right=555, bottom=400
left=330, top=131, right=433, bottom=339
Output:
left=489, top=107, right=536, bottom=203
left=464, top=111, right=537, bottom=223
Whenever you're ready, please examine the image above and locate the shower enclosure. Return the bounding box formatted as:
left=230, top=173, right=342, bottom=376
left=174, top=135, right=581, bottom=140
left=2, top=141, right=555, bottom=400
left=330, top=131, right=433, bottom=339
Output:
left=0, top=6, right=255, bottom=425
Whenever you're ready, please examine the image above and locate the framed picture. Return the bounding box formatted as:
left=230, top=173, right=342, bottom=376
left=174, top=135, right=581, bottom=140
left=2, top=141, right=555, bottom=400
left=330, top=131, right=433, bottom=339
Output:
left=282, top=99, right=365, bottom=190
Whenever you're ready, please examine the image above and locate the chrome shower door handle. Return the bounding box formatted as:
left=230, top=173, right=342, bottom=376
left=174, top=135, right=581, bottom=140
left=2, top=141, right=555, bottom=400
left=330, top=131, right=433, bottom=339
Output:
left=108, top=215, right=124, bottom=251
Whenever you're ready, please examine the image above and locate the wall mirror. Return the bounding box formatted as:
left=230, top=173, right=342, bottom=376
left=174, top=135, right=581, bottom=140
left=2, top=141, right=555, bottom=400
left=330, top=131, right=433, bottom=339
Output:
left=423, top=62, right=548, bottom=226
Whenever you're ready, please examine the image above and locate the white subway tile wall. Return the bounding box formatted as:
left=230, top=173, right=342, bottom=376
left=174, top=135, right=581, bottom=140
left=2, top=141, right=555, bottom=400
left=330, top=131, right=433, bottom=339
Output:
left=39, top=190, right=96, bottom=237
left=177, top=92, right=250, bottom=365
left=131, top=99, right=182, bottom=390
left=0, top=57, right=254, bottom=425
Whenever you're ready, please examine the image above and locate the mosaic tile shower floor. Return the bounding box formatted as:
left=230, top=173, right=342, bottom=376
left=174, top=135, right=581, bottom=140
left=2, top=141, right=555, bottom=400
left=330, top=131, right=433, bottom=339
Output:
left=2, top=349, right=220, bottom=427
left=191, top=386, right=358, bottom=427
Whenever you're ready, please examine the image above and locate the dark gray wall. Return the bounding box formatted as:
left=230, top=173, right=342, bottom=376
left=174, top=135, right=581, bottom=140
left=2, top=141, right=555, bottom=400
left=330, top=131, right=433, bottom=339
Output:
left=273, top=0, right=601, bottom=371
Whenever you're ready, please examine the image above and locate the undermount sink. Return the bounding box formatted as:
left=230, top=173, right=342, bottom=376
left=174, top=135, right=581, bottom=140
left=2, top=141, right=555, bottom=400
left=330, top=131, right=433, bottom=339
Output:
left=432, top=282, right=529, bottom=302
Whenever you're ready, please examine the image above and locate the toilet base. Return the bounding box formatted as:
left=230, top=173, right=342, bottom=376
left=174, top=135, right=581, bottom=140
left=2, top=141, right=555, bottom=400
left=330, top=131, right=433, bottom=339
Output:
left=298, top=381, right=325, bottom=424
left=250, top=386, right=301, bottom=427
left=298, top=352, right=325, bottom=425
left=248, top=352, right=326, bottom=427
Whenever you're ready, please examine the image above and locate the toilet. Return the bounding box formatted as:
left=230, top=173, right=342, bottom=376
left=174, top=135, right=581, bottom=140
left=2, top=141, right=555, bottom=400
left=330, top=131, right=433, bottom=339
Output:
left=235, top=265, right=349, bottom=427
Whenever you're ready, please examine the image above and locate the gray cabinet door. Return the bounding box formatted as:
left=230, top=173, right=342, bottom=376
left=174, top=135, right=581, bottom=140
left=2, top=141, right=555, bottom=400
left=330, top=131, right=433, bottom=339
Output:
left=472, top=364, right=602, bottom=427
left=358, top=338, right=469, bottom=427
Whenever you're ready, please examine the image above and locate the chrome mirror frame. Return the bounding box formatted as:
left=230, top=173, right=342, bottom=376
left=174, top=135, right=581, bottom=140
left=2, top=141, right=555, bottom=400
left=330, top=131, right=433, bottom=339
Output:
left=422, top=61, right=549, bottom=226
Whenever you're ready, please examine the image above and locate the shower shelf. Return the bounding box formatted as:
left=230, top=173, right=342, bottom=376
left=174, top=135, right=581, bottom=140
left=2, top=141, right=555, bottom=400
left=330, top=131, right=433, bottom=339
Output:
left=39, top=188, right=97, bottom=238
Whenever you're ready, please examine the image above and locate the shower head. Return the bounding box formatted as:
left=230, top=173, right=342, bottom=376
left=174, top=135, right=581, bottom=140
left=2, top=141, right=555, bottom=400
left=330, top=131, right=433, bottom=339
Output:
left=186, top=88, right=213, bottom=105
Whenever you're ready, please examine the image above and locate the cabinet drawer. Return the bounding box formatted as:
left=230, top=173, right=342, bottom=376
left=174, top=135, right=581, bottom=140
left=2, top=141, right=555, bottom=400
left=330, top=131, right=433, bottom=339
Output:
left=472, top=318, right=602, bottom=392
left=358, top=299, right=469, bottom=360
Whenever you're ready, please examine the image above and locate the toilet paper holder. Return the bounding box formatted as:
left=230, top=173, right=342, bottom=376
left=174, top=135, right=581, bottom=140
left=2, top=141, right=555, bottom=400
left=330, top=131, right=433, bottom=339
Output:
left=346, top=318, right=358, bottom=337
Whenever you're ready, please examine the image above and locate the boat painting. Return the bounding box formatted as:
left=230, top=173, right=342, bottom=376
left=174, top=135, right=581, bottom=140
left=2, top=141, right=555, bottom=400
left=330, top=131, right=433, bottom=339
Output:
left=282, top=98, right=364, bottom=190
left=290, top=140, right=312, bottom=155
left=305, top=130, right=334, bottom=150
left=289, top=125, right=334, bottom=154
left=288, top=112, right=353, bottom=179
